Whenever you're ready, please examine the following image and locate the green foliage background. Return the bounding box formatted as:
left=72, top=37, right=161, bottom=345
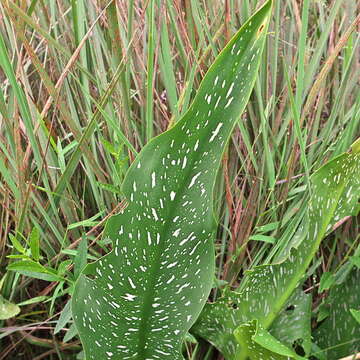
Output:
left=0, top=0, right=359, bottom=359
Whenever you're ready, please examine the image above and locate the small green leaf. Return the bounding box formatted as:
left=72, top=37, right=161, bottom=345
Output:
left=96, top=182, right=123, bottom=195
left=61, top=249, right=97, bottom=261
left=8, top=233, right=25, bottom=254
left=319, top=271, right=335, bottom=292
left=29, top=227, right=40, bottom=261
left=58, top=259, right=72, bottom=277
left=248, top=234, right=276, bottom=243
left=68, top=212, right=104, bottom=230
left=17, top=296, right=49, bottom=306
left=334, top=261, right=354, bottom=285
left=6, top=255, right=31, bottom=260
left=7, top=260, right=64, bottom=282
left=255, top=222, right=280, bottom=233
left=55, top=299, right=72, bottom=335
left=74, top=238, right=87, bottom=279
left=101, top=137, right=119, bottom=156
left=0, top=295, right=20, bottom=320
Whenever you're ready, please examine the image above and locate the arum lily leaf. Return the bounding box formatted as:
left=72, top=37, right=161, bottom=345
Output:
left=234, top=320, right=305, bottom=360
left=270, top=289, right=312, bottom=356
left=192, top=140, right=360, bottom=359
left=314, top=269, right=360, bottom=359
left=72, top=2, right=272, bottom=360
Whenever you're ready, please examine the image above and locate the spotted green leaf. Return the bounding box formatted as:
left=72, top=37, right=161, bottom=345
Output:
left=72, top=2, right=272, bottom=360
left=270, top=289, right=312, bottom=356
left=192, top=140, right=360, bottom=359
left=314, top=269, right=360, bottom=359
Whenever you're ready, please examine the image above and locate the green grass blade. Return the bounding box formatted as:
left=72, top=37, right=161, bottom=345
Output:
left=145, top=0, right=157, bottom=142
left=294, top=0, right=310, bottom=111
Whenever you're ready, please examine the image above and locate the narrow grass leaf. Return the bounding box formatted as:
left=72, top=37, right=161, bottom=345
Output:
left=17, top=296, right=49, bottom=307
left=248, top=234, right=276, bottom=244
left=29, top=227, right=40, bottom=261
left=54, top=299, right=72, bottom=335
left=63, top=323, right=78, bottom=343
left=74, top=238, right=87, bottom=280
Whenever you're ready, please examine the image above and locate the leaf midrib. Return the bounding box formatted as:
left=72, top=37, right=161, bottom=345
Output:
left=135, top=132, right=217, bottom=357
